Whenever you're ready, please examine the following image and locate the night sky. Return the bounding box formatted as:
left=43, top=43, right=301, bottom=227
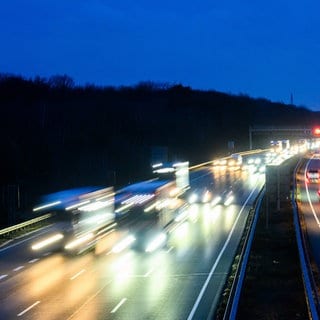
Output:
left=1, top=1, right=320, bottom=110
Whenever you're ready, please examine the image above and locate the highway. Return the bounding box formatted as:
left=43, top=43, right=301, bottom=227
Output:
left=0, top=165, right=265, bottom=319
left=297, top=155, right=320, bottom=270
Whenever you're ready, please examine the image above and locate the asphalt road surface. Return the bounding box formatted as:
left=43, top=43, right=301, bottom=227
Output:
left=0, top=166, right=264, bottom=319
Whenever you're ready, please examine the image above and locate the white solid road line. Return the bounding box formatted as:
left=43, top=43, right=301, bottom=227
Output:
left=187, top=183, right=259, bottom=320
left=305, top=159, right=320, bottom=227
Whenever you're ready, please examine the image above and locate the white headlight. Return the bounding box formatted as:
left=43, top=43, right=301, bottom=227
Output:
left=189, top=193, right=198, bottom=203
left=145, top=233, right=167, bottom=253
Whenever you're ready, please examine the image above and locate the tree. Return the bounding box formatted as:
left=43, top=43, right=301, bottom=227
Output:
left=48, top=74, right=75, bottom=89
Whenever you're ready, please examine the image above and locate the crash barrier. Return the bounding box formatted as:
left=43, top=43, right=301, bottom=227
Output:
left=221, top=187, right=265, bottom=320
left=293, top=159, right=320, bottom=319
left=0, top=213, right=52, bottom=238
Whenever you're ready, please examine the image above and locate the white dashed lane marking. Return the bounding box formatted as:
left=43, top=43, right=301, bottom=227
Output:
left=13, top=266, right=24, bottom=272
left=70, top=269, right=86, bottom=280
left=28, top=258, right=39, bottom=264
left=17, top=301, right=41, bottom=317
left=111, top=298, right=127, bottom=313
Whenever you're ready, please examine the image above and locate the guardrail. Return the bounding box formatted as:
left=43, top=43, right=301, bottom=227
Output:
left=292, top=159, right=320, bottom=319
left=222, top=187, right=265, bottom=320
left=0, top=213, right=52, bottom=238
left=220, top=155, right=319, bottom=320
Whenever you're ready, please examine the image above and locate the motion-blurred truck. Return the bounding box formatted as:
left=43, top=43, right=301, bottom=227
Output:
left=31, top=187, right=115, bottom=255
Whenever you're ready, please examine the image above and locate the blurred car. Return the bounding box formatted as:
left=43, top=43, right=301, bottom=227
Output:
left=306, top=169, right=320, bottom=184
left=211, top=189, right=234, bottom=206
left=187, top=187, right=213, bottom=204
left=222, top=190, right=234, bottom=205
left=132, top=227, right=167, bottom=253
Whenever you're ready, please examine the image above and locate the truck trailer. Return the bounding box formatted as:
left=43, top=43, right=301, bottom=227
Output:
left=113, top=178, right=189, bottom=253
left=31, top=186, right=115, bottom=255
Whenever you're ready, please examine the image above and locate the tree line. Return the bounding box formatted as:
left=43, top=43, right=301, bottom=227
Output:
left=0, top=74, right=318, bottom=226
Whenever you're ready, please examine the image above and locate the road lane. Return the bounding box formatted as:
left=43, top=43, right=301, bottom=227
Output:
left=0, top=166, right=265, bottom=319
left=298, top=156, right=320, bottom=269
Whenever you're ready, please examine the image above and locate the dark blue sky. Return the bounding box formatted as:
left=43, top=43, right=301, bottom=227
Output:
left=1, top=1, right=320, bottom=110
